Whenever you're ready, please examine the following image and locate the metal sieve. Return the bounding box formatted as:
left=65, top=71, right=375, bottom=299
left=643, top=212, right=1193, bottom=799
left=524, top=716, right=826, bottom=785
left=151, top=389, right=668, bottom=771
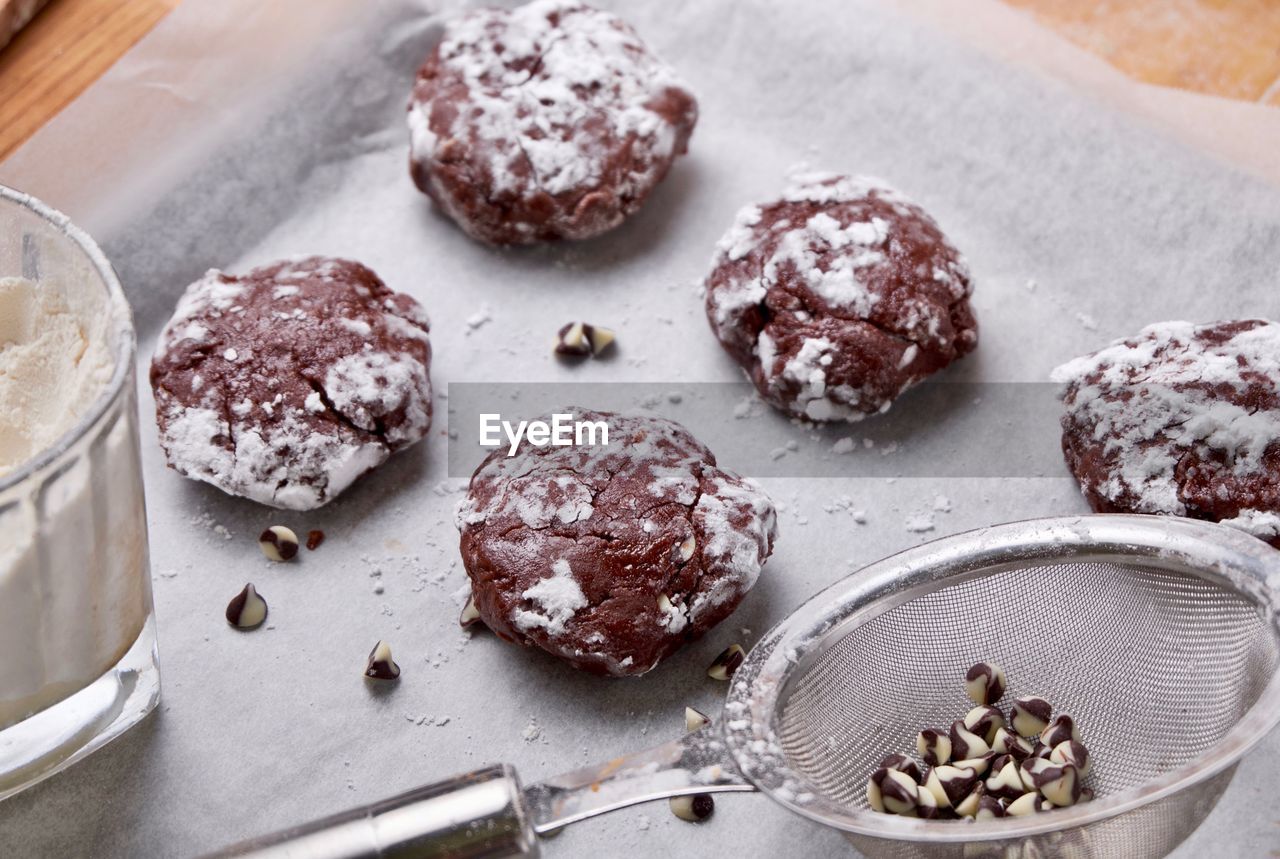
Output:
left=213, top=515, right=1280, bottom=859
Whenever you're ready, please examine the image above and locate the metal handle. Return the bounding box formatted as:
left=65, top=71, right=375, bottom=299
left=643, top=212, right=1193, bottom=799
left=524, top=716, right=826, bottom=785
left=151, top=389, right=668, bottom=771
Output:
left=207, top=764, right=538, bottom=859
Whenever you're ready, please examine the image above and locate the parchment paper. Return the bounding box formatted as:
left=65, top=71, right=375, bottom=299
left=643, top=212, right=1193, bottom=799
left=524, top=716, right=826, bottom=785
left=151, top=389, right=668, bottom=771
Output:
left=2, top=1, right=1280, bottom=856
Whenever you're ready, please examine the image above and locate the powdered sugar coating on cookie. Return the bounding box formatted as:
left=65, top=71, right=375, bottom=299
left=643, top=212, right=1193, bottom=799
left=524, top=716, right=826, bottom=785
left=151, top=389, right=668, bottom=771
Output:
left=408, top=0, right=697, bottom=244
left=704, top=172, right=978, bottom=422
left=150, top=257, right=432, bottom=510
left=1053, top=319, right=1280, bottom=545
left=457, top=409, right=777, bottom=676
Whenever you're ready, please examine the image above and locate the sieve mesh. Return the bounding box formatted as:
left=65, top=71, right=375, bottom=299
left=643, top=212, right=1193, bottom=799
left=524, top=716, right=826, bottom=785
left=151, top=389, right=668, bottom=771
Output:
left=777, top=561, right=1280, bottom=813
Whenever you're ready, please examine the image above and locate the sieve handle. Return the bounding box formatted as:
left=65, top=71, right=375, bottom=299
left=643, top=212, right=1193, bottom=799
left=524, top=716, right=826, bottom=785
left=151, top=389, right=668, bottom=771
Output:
left=523, top=725, right=755, bottom=834
left=205, top=730, right=751, bottom=858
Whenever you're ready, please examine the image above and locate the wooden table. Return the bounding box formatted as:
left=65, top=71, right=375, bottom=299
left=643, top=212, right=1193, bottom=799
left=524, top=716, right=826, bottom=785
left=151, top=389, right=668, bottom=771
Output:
left=0, top=0, right=1278, bottom=162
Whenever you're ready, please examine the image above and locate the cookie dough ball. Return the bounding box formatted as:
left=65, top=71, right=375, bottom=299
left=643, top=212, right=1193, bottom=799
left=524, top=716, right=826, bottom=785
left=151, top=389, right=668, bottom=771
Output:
left=1053, top=319, right=1280, bottom=546
left=150, top=257, right=432, bottom=510
left=457, top=410, right=777, bottom=676
left=703, top=173, right=978, bottom=421
left=408, top=0, right=697, bottom=245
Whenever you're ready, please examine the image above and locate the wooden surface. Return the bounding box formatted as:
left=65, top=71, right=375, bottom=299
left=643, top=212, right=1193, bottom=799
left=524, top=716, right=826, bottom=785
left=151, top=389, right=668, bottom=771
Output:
left=0, top=0, right=1278, bottom=162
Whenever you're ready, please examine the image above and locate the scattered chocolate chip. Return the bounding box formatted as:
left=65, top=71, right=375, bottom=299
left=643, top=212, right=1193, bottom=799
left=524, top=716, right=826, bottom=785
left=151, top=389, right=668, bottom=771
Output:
left=963, top=705, right=1005, bottom=744
left=668, top=793, right=715, bottom=823
left=259, top=525, right=299, bottom=562
left=554, top=322, right=616, bottom=359
left=684, top=706, right=711, bottom=733
left=226, top=583, right=268, bottom=630
left=949, top=719, right=991, bottom=761
left=459, top=595, right=482, bottom=629
left=706, top=644, right=745, bottom=681
left=964, top=661, right=1006, bottom=706
left=364, top=640, right=401, bottom=681
left=878, top=753, right=922, bottom=784
left=1010, top=696, right=1052, bottom=738
left=1039, top=715, right=1080, bottom=749
left=916, top=728, right=952, bottom=767
left=306, top=529, right=325, bottom=551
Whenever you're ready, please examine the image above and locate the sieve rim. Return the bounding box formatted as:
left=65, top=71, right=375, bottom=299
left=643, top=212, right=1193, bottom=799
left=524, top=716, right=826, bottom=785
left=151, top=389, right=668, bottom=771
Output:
left=721, top=514, right=1280, bottom=843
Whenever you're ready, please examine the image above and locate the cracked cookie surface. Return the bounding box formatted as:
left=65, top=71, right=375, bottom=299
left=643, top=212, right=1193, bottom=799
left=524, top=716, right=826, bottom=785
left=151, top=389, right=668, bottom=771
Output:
left=1053, top=319, right=1280, bottom=546
left=703, top=172, right=978, bottom=421
left=457, top=410, right=777, bottom=676
left=150, top=257, right=432, bottom=510
left=407, top=0, right=697, bottom=245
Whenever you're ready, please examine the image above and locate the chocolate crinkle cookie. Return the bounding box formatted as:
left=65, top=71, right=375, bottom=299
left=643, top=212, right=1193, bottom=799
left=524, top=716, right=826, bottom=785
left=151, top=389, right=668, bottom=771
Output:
left=1053, top=319, right=1280, bottom=547
left=703, top=172, right=978, bottom=422
left=457, top=410, right=777, bottom=676
left=150, top=257, right=432, bottom=510
left=407, top=0, right=697, bottom=244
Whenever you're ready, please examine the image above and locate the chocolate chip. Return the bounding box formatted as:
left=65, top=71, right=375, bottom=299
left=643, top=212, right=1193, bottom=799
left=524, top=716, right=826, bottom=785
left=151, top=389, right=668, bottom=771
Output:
left=878, top=753, right=922, bottom=784
left=306, top=529, right=325, bottom=551
left=669, top=793, right=714, bottom=822
left=924, top=764, right=980, bottom=808
left=225, top=583, right=268, bottom=630
left=364, top=640, right=400, bottom=680
left=1006, top=791, right=1052, bottom=816
left=1039, top=714, right=1080, bottom=749
left=975, top=795, right=1005, bottom=819
left=684, top=706, right=711, bottom=733
left=1010, top=695, right=1052, bottom=738
left=985, top=759, right=1027, bottom=802
left=991, top=727, right=1034, bottom=761
left=949, top=719, right=991, bottom=761
left=459, top=595, right=482, bottom=629
left=1049, top=740, right=1091, bottom=778
left=951, top=754, right=994, bottom=777
left=554, top=322, right=616, bottom=359
left=706, top=644, right=745, bottom=681
left=953, top=782, right=987, bottom=818
left=964, top=661, right=1006, bottom=706
left=867, top=767, right=919, bottom=815
left=1036, top=763, right=1081, bottom=807
left=963, top=705, right=1005, bottom=744
left=258, top=525, right=299, bottom=562
left=916, top=728, right=952, bottom=767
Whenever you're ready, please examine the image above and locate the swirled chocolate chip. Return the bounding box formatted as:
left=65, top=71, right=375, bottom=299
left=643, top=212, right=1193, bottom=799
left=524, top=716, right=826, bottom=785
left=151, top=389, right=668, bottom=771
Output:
left=949, top=719, right=991, bottom=761
left=975, top=795, right=1005, bottom=820
left=707, top=644, right=745, bottom=681
left=669, top=793, right=714, bottom=822
left=459, top=595, right=482, bottom=629
left=554, top=322, right=616, bottom=359
left=917, top=728, right=952, bottom=767
left=1006, top=792, right=1052, bottom=817
left=1036, top=763, right=1081, bottom=807
left=878, top=753, right=923, bottom=784
left=985, top=758, right=1028, bottom=802
left=685, top=706, right=712, bottom=733
left=1049, top=740, right=1091, bottom=778
left=259, top=525, right=299, bottom=562
left=951, top=754, right=995, bottom=778
left=1010, top=696, right=1052, bottom=738
left=364, top=640, right=401, bottom=681
left=226, top=583, right=268, bottom=630
left=1040, top=714, right=1080, bottom=749
left=963, top=705, right=1005, bottom=744
left=991, top=727, right=1034, bottom=761
left=924, top=765, right=980, bottom=808
left=953, top=782, right=987, bottom=818
left=964, top=662, right=1006, bottom=706
left=867, top=767, right=920, bottom=815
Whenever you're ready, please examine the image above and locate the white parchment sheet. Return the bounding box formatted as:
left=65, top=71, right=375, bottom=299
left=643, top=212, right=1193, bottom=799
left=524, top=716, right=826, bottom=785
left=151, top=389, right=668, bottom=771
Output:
left=2, top=0, right=1280, bottom=856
